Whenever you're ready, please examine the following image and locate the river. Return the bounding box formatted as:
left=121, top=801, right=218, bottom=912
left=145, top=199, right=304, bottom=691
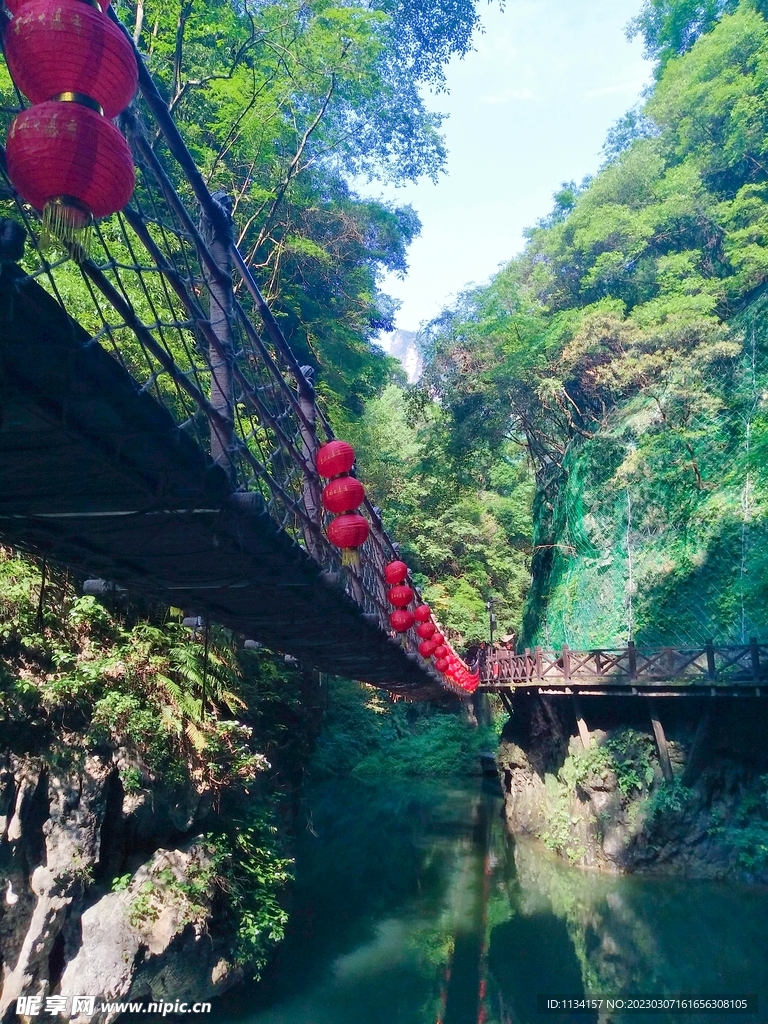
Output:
left=217, top=778, right=768, bottom=1024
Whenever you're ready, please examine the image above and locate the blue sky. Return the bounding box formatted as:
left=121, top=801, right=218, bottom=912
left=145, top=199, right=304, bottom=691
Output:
left=364, top=0, right=652, bottom=333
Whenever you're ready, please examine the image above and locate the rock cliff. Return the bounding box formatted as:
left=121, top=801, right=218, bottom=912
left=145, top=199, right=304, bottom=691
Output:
left=497, top=694, right=768, bottom=883
left=0, top=751, right=241, bottom=1023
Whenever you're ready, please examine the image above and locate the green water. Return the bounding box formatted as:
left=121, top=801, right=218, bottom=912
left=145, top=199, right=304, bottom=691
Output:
left=218, top=779, right=768, bottom=1024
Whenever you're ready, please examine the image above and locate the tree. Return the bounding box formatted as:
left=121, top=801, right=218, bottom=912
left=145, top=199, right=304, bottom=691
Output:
left=627, top=0, right=739, bottom=70
left=110, top=0, right=499, bottom=418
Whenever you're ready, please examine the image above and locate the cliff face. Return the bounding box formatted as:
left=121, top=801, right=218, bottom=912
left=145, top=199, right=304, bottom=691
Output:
left=0, top=751, right=242, bottom=1023
left=497, top=695, right=768, bottom=883
left=0, top=549, right=320, bottom=1023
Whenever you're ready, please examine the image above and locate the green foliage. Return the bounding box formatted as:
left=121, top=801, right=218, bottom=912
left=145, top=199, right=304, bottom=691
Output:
left=646, top=777, right=688, bottom=816
left=707, top=774, right=768, bottom=870
left=421, top=3, right=768, bottom=648
left=311, top=677, right=496, bottom=778
left=0, top=548, right=318, bottom=978
left=628, top=0, right=739, bottom=70
left=538, top=730, right=658, bottom=862
left=205, top=807, right=293, bottom=975
left=346, top=384, right=534, bottom=641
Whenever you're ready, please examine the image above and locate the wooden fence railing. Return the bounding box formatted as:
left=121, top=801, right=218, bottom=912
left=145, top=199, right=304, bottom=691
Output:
left=479, top=640, right=768, bottom=688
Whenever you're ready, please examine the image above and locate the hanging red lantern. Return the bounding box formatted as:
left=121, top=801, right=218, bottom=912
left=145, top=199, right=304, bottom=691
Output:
left=321, top=476, right=365, bottom=515
left=326, top=513, right=369, bottom=566
left=433, top=645, right=448, bottom=659
left=435, top=658, right=449, bottom=673
left=418, top=639, right=438, bottom=658
left=389, top=609, right=415, bottom=633
left=414, top=604, right=431, bottom=622
left=6, top=101, right=134, bottom=254
left=387, top=585, right=414, bottom=608
left=416, top=621, right=435, bottom=640
left=432, top=632, right=445, bottom=646
left=384, top=561, right=408, bottom=585
left=316, top=441, right=355, bottom=478
left=5, top=0, right=138, bottom=119
left=5, top=0, right=111, bottom=12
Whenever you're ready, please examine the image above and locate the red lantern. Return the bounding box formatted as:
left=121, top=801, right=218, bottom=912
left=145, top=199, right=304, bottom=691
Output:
left=326, top=513, right=369, bottom=566
left=387, top=585, right=414, bottom=608
left=389, top=609, right=415, bottom=633
left=5, top=0, right=111, bottom=11
left=6, top=101, right=134, bottom=253
left=414, top=604, right=431, bottom=622
left=416, top=622, right=436, bottom=640
left=433, top=645, right=448, bottom=659
left=5, top=0, right=138, bottom=119
left=384, top=561, right=408, bottom=585
left=435, top=658, right=449, bottom=673
left=418, top=640, right=436, bottom=658
left=432, top=632, right=445, bottom=646
left=321, top=476, right=365, bottom=515
left=316, top=441, right=355, bottom=478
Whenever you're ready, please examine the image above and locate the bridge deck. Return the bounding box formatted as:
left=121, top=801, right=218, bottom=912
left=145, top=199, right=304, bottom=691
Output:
left=0, top=270, right=442, bottom=698
left=478, top=642, right=768, bottom=700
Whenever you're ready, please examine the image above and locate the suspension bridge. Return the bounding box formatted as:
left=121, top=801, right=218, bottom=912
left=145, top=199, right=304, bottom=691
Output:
left=0, top=15, right=458, bottom=700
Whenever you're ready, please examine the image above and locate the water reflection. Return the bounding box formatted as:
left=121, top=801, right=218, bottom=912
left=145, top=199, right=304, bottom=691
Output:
left=217, top=779, right=768, bottom=1024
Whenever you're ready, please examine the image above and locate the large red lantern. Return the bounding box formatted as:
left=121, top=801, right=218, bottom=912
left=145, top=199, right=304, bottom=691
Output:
left=432, top=632, right=445, bottom=646
left=433, top=645, right=448, bottom=659
left=389, top=610, right=415, bottom=633
left=435, top=658, right=449, bottom=673
left=418, top=639, right=438, bottom=658
left=387, top=585, right=414, bottom=608
left=327, top=513, right=369, bottom=566
left=6, top=102, right=134, bottom=254
left=5, top=0, right=138, bottom=118
left=316, top=441, right=355, bottom=478
left=416, top=621, right=435, bottom=640
left=4, top=0, right=111, bottom=11
left=384, top=561, right=408, bottom=585
left=321, top=476, right=365, bottom=515
left=414, top=604, right=431, bottom=622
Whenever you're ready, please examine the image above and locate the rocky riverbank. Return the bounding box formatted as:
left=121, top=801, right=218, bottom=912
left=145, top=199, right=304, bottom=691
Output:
left=497, top=694, right=768, bottom=883
left=0, top=752, right=246, bottom=1022
left=0, top=549, right=319, bottom=1023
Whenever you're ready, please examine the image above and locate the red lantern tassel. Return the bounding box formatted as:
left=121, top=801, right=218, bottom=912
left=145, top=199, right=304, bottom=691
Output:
left=41, top=196, right=93, bottom=260
left=340, top=547, right=360, bottom=567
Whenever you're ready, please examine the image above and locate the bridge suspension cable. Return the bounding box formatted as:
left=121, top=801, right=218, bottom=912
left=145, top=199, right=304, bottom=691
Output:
left=0, top=13, right=468, bottom=698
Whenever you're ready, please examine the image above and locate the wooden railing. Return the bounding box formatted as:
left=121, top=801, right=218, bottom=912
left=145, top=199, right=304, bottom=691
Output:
left=479, top=640, right=768, bottom=689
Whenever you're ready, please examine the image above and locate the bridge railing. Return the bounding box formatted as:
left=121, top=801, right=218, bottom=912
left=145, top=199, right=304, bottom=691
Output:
left=481, top=640, right=768, bottom=687
left=0, top=18, right=433, bottom=670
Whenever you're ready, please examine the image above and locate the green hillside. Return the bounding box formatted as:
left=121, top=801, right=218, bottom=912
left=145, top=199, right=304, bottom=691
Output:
left=420, top=0, right=768, bottom=648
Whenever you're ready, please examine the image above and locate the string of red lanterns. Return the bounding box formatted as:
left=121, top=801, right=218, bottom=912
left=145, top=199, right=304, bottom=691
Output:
left=3, top=0, right=137, bottom=258
left=315, top=441, right=479, bottom=694
left=382, top=558, right=479, bottom=694
left=316, top=441, right=369, bottom=567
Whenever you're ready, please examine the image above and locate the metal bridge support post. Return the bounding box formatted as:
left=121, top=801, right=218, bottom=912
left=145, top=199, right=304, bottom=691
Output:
left=627, top=640, right=637, bottom=680
left=200, top=192, right=236, bottom=477
left=296, top=365, right=323, bottom=560
left=367, top=506, right=391, bottom=614
left=705, top=638, right=716, bottom=680
left=750, top=637, right=761, bottom=680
